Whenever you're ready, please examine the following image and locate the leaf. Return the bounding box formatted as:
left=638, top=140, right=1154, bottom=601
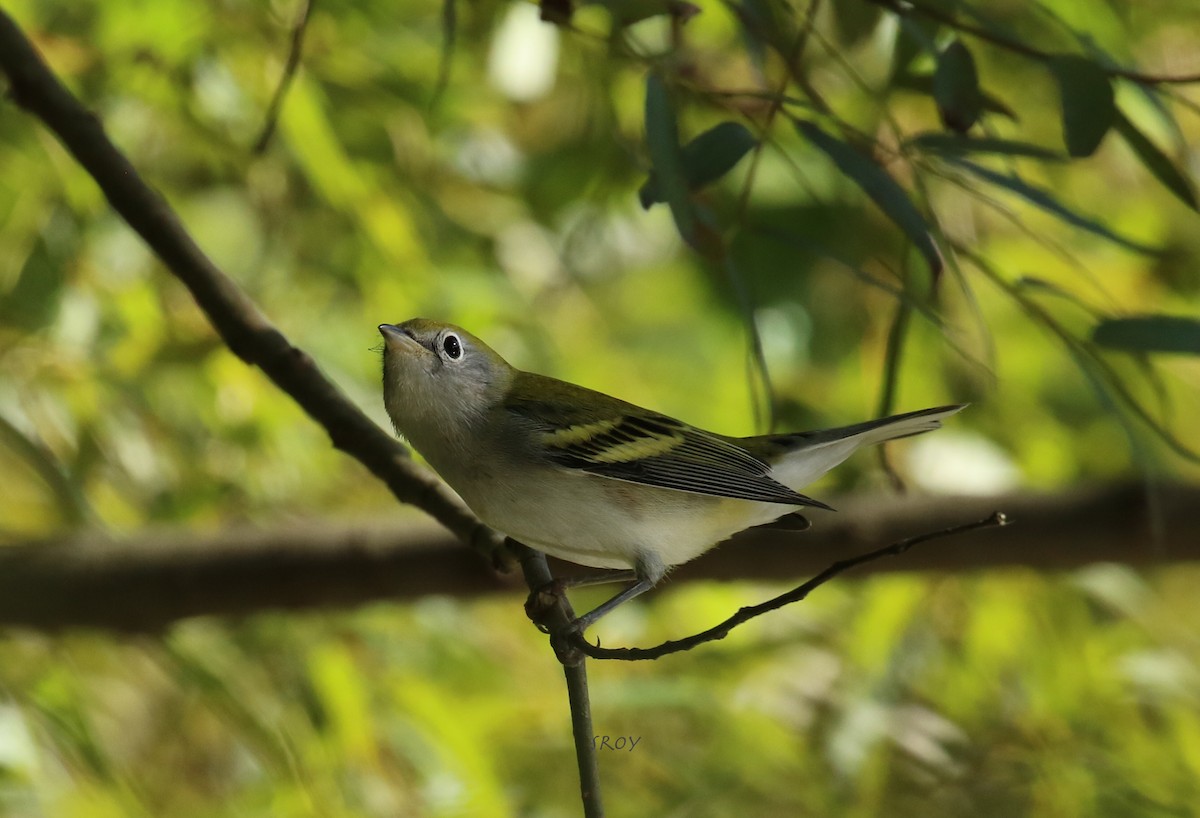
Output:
left=0, top=216, right=70, bottom=332
left=683, top=122, right=757, bottom=188
left=639, top=121, right=758, bottom=207
left=1014, top=276, right=1102, bottom=316
left=933, top=40, right=982, bottom=132
left=1049, top=55, right=1115, bottom=157
left=944, top=156, right=1158, bottom=254
left=735, top=0, right=798, bottom=57
left=1112, top=109, right=1198, bottom=210
left=594, top=0, right=699, bottom=26
left=831, top=0, right=883, bottom=48
left=894, top=72, right=1017, bottom=121
left=644, top=73, right=696, bottom=240
left=890, top=17, right=939, bottom=80
left=1093, top=316, right=1200, bottom=355
left=910, top=132, right=1063, bottom=160
left=429, top=0, right=456, bottom=109
left=795, top=120, right=942, bottom=275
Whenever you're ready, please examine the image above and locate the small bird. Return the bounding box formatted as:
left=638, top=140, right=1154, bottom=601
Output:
left=379, top=319, right=964, bottom=633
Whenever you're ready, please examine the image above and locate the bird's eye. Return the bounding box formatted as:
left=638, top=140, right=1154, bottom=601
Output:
left=442, top=333, right=462, bottom=360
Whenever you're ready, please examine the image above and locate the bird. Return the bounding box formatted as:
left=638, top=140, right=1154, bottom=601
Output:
left=379, top=319, right=964, bottom=633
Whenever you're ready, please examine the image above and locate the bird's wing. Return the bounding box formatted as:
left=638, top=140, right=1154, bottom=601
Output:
left=506, top=373, right=831, bottom=509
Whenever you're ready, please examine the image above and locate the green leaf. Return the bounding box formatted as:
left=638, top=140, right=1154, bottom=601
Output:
left=894, top=72, right=1017, bottom=121
left=795, top=120, right=942, bottom=275
left=0, top=228, right=69, bottom=332
left=890, top=17, right=939, bottom=80
left=595, top=0, right=699, bottom=26
left=639, top=121, right=757, bottom=207
left=945, top=156, right=1158, bottom=254
left=736, top=0, right=798, bottom=57
left=684, top=122, right=757, bottom=188
left=644, top=73, right=696, bottom=241
left=910, top=132, right=1063, bottom=160
left=933, top=40, right=982, bottom=133
left=429, top=0, right=456, bottom=109
left=831, top=0, right=883, bottom=48
left=1014, top=276, right=1102, bottom=316
left=1093, top=316, right=1200, bottom=354
left=1112, top=109, right=1198, bottom=210
left=1049, top=55, right=1115, bottom=157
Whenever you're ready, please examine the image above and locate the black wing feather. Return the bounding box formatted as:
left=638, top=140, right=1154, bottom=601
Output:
left=510, top=401, right=830, bottom=509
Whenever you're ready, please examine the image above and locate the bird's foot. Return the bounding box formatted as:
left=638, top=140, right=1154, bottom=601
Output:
left=524, top=579, right=567, bottom=633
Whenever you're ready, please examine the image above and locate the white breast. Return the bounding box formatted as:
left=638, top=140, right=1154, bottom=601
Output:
left=447, top=464, right=784, bottom=573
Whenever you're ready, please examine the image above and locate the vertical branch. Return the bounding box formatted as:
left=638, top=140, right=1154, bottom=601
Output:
left=429, top=0, right=457, bottom=110
left=876, top=254, right=913, bottom=492
left=513, top=542, right=605, bottom=818
left=725, top=0, right=826, bottom=433
left=253, top=0, right=316, bottom=154
left=0, top=413, right=93, bottom=526
left=563, top=663, right=603, bottom=817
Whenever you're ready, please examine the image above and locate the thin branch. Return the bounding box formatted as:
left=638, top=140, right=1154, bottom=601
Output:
left=0, top=9, right=506, bottom=564
left=0, top=412, right=93, bottom=526
left=875, top=256, right=913, bottom=493
left=866, top=0, right=1200, bottom=84
left=726, top=0, right=823, bottom=432
left=512, top=542, right=604, bottom=818
left=962, top=247, right=1200, bottom=464
left=253, top=0, right=316, bottom=154
left=429, top=0, right=456, bottom=110
left=572, top=512, right=1009, bottom=661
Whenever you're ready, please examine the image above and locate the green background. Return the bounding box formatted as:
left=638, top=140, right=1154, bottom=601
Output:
left=2, top=0, right=1200, bottom=815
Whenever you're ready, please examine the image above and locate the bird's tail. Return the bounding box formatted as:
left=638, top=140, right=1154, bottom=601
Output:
left=753, top=404, right=967, bottom=495
left=793, top=404, right=967, bottom=449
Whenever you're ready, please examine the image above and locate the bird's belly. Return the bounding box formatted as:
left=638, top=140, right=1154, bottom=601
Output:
left=450, top=468, right=774, bottom=571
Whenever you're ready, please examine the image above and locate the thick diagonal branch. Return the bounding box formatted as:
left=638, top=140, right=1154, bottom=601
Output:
left=0, top=9, right=503, bottom=562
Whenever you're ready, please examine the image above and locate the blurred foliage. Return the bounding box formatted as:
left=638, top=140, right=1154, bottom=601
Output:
left=2, top=0, right=1200, bottom=815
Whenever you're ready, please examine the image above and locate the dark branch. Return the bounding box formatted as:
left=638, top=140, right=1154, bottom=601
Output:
left=2, top=483, right=1196, bottom=632
left=511, top=542, right=604, bottom=817
left=572, top=513, right=1008, bottom=660
left=0, top=8, right=504, bottom=564
left=253, top=0, right=317, bottom=154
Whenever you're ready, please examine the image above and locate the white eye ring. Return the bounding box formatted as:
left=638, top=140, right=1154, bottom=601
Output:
left=441, top=332, right=463, bottom=360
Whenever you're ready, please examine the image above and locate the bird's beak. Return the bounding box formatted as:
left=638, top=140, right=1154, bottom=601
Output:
left=378, top=323, right=420, bottom=353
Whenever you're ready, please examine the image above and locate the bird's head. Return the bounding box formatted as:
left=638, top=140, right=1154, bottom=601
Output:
left=378, top=319, right=514, bottom=439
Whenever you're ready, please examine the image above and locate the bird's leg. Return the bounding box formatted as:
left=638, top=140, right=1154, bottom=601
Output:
left=524, top=569, right=638, bottom=624
left=555, top=569, right=639, bottom=591
left=566, top=578, right=656, bottom=635
left=565, top=553, right=666, bottom=636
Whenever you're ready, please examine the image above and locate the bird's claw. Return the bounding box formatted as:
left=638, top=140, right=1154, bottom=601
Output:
left=524, top=579, right=567, bottom=631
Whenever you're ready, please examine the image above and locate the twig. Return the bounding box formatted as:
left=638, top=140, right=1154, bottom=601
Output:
left=512, top=542, right=604, bottom=818
left=429, top=0, right=456, bottom=110
left=866, top=0, right=1200, bottom=84
left=253, top=0, right=316, bottom=154
left=0, top=412, right=93, bottom=526
left=875, top=256, right=913, bottom=493
left=0, top=9, right=505, bottom=562
left=961, top=246, right=1200, bottom=465
left=727, top=0, right=824, bottom=432
left=572, top=512, right=1009, bottom=660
